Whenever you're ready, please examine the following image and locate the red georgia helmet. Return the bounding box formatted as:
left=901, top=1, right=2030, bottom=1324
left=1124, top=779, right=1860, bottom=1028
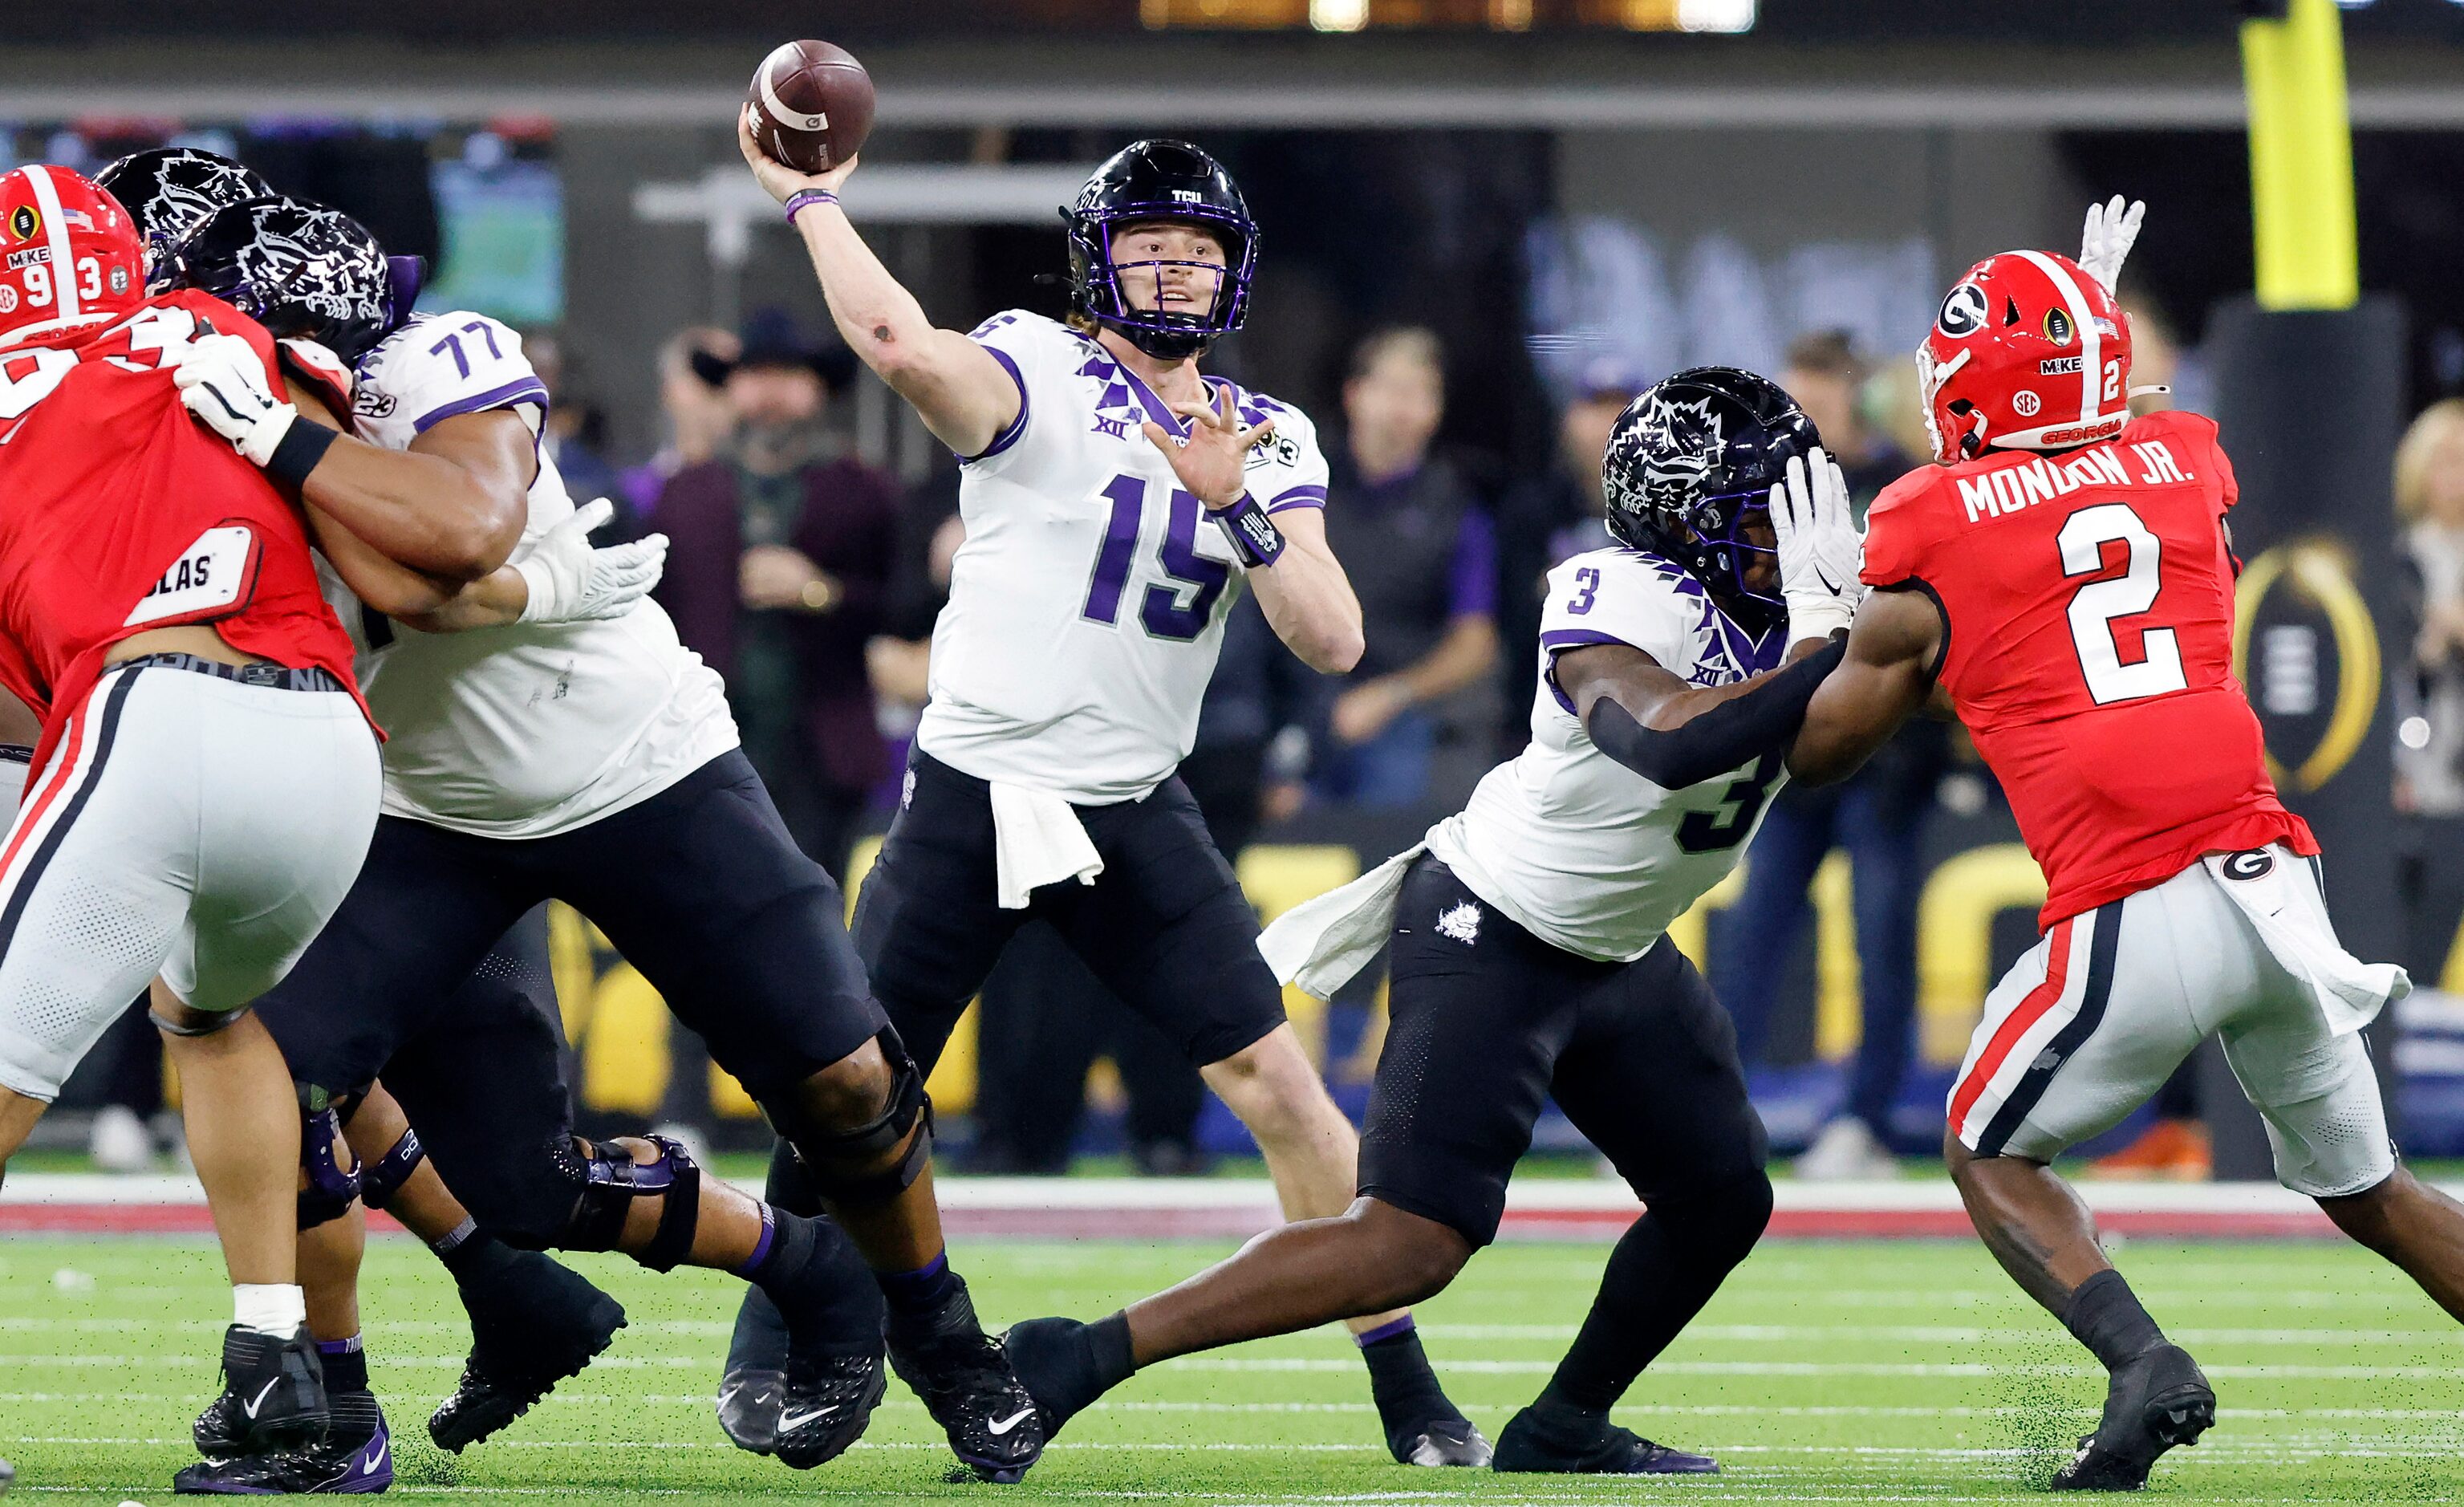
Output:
left=0, top=165, right=144, bottom=347
left=1917, top=250, right=2133, bottom=465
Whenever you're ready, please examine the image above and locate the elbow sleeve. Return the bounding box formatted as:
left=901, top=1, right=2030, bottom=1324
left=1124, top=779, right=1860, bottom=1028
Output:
left=1585, top=638, right=1846, bottom=789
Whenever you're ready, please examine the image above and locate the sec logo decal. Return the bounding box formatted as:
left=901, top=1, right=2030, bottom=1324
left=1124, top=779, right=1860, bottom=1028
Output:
left=2011, top=390, right=2042, bottom=417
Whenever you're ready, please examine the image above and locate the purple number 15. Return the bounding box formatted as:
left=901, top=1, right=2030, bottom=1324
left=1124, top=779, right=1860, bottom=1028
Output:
left=1081, top=473, right=1231, bottom=642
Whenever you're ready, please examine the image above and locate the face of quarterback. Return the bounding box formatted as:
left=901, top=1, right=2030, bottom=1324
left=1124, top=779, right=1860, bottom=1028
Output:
left=1110, top=220, right=1225, bottom=319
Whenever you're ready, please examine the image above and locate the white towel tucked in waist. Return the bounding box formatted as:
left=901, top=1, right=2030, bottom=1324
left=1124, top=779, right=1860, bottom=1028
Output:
left=2202, top=846, right=2409, bottom=1037
left=989, top=781, right=1104, bottom=909
left=1256, top=843, right=1427, bottom=1000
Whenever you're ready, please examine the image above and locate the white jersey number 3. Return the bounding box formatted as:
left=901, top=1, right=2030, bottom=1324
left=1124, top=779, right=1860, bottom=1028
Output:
left=2058, top=502, right=2188, bottom=705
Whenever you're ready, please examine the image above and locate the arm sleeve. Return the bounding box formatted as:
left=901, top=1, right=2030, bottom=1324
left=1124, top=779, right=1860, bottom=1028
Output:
left=1536, top=554, right=1696, bottom=708
left=1242, top=393, right=1331, bottom=514
left=381, top=314, right=549, bottom=439
left=1585, top=638, right=1846, bottom=789
left=958, top=310, right=1066, bottom=470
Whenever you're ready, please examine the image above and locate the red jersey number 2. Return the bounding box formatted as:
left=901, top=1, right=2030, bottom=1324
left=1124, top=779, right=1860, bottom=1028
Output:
left=0, top=304, right=207, bottom=444
left=2058, top=502, right=2190, bottom=706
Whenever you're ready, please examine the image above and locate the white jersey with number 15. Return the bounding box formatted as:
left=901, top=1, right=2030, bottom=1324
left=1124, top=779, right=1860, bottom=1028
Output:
left=915, top=311, right=1329, bottom=805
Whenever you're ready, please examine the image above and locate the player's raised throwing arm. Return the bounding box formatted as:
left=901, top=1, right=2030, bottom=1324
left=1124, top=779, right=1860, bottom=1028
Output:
left=738, top=113, right=1020, bottom=458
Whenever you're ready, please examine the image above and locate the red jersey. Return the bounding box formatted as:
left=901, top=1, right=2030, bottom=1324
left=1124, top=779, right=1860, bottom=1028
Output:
left=0, top=290, right=367, bottom=765
left=1861, top=410, right=2313, bottom=928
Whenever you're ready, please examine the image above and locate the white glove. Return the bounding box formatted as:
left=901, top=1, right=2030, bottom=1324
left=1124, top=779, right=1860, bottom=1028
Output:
left=1770, top=447, right=1865, bottom=642
left=173, top=331, right=298, bottom=465
left=514, top=500, right=669, bottom=624
left=2078, top=195, right=2145, bottom=295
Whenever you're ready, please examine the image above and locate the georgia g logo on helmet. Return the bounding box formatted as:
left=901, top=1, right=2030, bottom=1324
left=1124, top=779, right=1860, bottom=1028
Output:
left=1937, top=282, right=1989, bottom=339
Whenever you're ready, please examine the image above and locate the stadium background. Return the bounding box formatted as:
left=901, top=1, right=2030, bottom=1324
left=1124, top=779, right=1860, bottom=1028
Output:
left=15, top=0, right=2464, bottom=1172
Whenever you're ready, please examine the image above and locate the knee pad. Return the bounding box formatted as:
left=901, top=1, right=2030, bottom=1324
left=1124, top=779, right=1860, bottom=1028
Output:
left=554, top=1134, right=703, bottom=1273
left=358, top=1127, right=426, bottom=1212
left=765, top=1030, right=933, bottom=1208
left=296, top=1107, right=363, bottom=1231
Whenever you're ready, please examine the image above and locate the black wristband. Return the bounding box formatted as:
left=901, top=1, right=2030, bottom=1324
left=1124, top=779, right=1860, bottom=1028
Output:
left=266, top=417, right=339, bottom=488
left=1213, top=493, right=1287, bottom=569
left=1583, top=636, right=1846, bottom=789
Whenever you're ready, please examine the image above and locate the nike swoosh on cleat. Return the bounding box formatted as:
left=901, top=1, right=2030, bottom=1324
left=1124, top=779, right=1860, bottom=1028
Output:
left=239, top=1379, right=278, bottom=1419
left=363, top=1437, right=388, bottom=1475
left=777, top=1406, right=838, bottom=1432
left=987, top=1407, right=1037, bottom=1436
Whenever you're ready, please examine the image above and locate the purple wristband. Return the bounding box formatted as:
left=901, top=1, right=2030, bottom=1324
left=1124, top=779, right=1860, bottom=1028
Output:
left=1214, top=493, right=1287, bottom=569
left=784, top=189, right=838, bottom=224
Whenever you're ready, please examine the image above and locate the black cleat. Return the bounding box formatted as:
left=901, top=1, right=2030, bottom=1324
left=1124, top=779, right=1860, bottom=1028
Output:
left=1394, top=1416, right=1493, bottom=1468
left=197, top=1326, right=329, bottom=1456
left=427, top=1252, right=626, bottom=1453
left=773, top=1351, right=889, bottom=1470
left=175, top=1391, right=392, bottom=1494
left=1493, top=1401, right=1717, bottom=1476
left=2052, top=1342, right=2214, bottom=1492
left=717, top=1367, right=787, bottom=1456
left=886, top=1273, right=1046, bottom=1483
left=999, top=1316, right=1102, bottom=1442
left=717, top=1286, right=790, bottom=1454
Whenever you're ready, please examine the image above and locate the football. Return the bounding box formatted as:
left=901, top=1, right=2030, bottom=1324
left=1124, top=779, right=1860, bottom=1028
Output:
left=745, top=39, right=875, bottom=175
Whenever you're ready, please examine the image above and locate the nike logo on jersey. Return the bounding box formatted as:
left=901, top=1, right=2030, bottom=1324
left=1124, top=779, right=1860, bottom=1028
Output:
left=777, top=1405, right=838, bottom=1432
left=239, top=1378, right=279, bottom=1419
left=988, top=1407, right=1037, bottom=1436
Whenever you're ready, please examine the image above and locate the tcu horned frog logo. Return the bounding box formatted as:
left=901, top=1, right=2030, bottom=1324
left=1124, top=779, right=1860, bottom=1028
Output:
left=233, top=206, right=384, bottom=327
left=1630, top=394, right=1726, bottom=511
left=140, top=160, right=260, bottom=242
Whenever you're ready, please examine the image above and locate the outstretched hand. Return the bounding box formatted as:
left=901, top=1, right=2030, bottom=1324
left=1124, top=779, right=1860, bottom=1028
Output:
left=1142, top=382, right=1276, bottom=511
left=1771, top=446, right=1865, bottom=642
left=2078, top=195, right=2145, bottom=294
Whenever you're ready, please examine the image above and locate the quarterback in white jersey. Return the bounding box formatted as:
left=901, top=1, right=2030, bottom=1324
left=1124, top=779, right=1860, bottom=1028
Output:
left=922, top=307, right=1330, bottom=801
left=737, top=125, right=1483, bottom=1468
left=160, top=190, right=1041, bottom=1487
left=1005, top=369, right=1867, bottom=1481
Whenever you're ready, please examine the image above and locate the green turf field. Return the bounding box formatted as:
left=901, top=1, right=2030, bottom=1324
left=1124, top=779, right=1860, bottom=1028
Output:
left=4, top=1235, right=2458, bottom=1505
